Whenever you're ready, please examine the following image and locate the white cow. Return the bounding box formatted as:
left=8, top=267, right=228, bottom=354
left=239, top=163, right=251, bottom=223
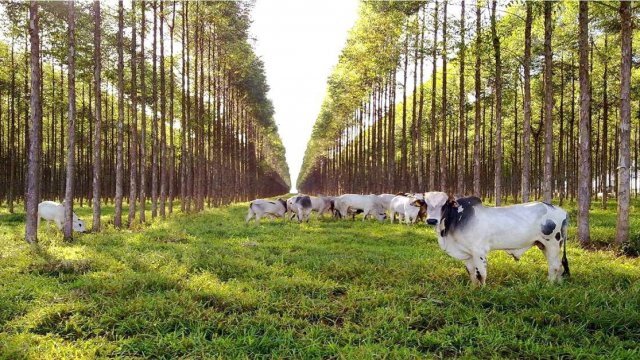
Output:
left=309, top=196, right=334, bottom=217
left=286, top=195, right=313, bottom=223
left=334, top=194, right=387, bottom=222
left=37, top=201, right=86, bottom=232
left=389, top=195, right=427, bottom=224
left=423, top=191, right=570, bottom=286
left=377, top=194, right=397, bottom=213
left=246, top=198, right=287, bottom=224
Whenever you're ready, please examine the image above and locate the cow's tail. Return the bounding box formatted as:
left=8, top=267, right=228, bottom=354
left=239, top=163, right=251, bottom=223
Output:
left=561, top=213, right=570, bottom=278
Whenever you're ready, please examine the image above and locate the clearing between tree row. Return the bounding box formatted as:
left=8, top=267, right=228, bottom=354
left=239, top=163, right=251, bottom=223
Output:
left=1, top=200, right=639, bottom=358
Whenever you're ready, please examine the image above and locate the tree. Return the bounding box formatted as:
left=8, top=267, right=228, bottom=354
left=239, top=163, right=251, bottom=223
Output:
left=522, top=2, right=532, bottom=202
left=473, top=0, right=481, bottom=197
left=491, top=0, right=502, bottom=205
left=543, top=1, right=554, bottom=203
left=129, top=0, right=138, bottom=227
left=92, top=0, right=102, bottom=232
left=616, top=0, right=632, bottom=244
left=114, top=0, right=124, bottom=228
left=577, top=0, right=591, bottom=246
left=457, top=0, right=466, bottom=195
left=64, top=0, right=76, bottom=241
left=25, top=0, right=41, bottom=244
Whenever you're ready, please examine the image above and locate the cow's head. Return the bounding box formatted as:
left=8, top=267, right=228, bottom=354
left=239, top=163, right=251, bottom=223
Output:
left=374, top=210, right=387, bottom=222
left=73, top=215, right=87, bottom=233
left=277, top=198, right=287, bottom=210
left=410, top=199, right=428, bottom=221
left=423, top=192, right=450, bottom=226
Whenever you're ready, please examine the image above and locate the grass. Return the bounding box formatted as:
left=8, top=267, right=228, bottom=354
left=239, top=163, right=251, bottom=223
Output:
left=0, top=199, right=639, bottom=358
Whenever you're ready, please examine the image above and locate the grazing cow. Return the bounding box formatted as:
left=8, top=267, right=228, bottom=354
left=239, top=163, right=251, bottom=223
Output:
left=377, top=194, right=397, bottom=213
left=246, top=198, right=288, bottom=224
left=334, top=194, right=387, bottom=222
left=287, top=195, right=313, bottom=223
left=37, top=201, right=86, bottom=232
left=309, top=196, right=335, bottom=217
left=423, top=192, right=570, bottom=286
left=389, top=195, right=427, bottom=224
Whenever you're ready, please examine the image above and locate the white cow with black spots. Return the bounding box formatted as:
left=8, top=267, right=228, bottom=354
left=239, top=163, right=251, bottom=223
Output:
left=423, top=192, right=570, bottom=286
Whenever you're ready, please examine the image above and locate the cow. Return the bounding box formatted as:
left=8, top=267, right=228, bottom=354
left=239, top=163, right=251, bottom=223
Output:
left=377, top=193, right=397, bottom=213
left=334, top=194, right=387, bottom=222
left=423, top=191, right=570, bottom=286
left=287, top=195, right=313, bottom=223
left=37, top=201, right=86, bottom=233
left=389, top=195, right=427, bottom=224
left=245, top=198, right=288, bottom=224
left=309, top=196, right=335, bottom=218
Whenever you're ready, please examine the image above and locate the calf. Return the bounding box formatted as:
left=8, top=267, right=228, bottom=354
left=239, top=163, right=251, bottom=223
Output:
left=287, top=195, right=313, bottom=223
left=334, top=194, right=387, bottom=222
left=38, top=201, right=86, bottom=233
left=246, top=198, right=287, bottom=224
left=423, top=192, right=570, bottom=286
left=389, top=195, right=427, bottom=224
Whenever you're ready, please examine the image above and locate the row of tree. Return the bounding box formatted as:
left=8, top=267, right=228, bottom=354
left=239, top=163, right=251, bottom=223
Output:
left=297, top=0, right=637, bottom=245
left=0, top=1, right=290, bottom=243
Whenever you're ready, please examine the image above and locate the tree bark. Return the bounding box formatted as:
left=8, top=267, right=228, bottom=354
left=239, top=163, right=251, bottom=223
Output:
left=577, top=0, right=591, bottom=246
left=64, top=0, right=77, bottom=240
left=429, top=0, right=438, bottom=191
left=473, top=0, right=481, bottom=197
left=457, top=0, right=465, bottom=195
left=128, top=0, right=139, bottom=227
left=542, top=1, right=554, bottom=203
left=491, top=0, right=502, bottom=205
left=92, top=0, right=102, bottom=231
left=114, top=0, right=124, bottom=228
left=25, top=0, right=41, bottom=244
left=522, top=2, right=532, bottom=202
left=616, top=0, right=632, bottom=244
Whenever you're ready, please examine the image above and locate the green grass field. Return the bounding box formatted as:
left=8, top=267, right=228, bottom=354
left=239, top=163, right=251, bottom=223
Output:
left=1, top=199, right=639, bottom=358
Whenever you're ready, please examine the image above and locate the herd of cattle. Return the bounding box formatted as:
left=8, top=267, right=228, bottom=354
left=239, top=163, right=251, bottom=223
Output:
left=36, top=192, right=570, bottom=286
left=246, top=192, right=571, bottom=286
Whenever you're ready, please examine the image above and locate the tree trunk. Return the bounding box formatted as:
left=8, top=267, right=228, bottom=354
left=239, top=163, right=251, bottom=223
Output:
left=522, top=3, right=532, bottom=202
left=616, top=0, right=632, bottom=244
left=25, top=0, right=41, bottom=244
left=159, top=0, right=167, bottom=218
left=429, top=0, right=438, bottom=191
left=491, top=0, right=502, bottom=205
left=92, top=0, right=102, bottom=231
left=473, top=0, right=481, bottom=197
left=114, top=0, right=124, bottom=228
left=457, top=0, right=465, bottom=195
left=128, top=0, right=138, bottom=227
left=139, top=0, right=147, bottom=222
left=64, top=0, right=77, bottom=240
left=577, top=0, right=591, bottom=246
left=440, top=0, right=448, bottom=192
left=542, top=1, right=554, bottom=203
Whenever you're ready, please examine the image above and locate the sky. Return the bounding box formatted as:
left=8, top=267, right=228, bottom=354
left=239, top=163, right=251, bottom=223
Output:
left=249, top=0, right=360, bottom=192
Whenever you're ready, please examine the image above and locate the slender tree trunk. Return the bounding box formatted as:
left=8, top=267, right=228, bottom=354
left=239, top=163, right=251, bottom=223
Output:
left=601, top=35, right=609, bottom=209
left=472, top=0, right=481, bottom=197
left=542, top=1, right=554, bottom=203
left=92, top=0, right=102, bottom=231
left=114, top=0, right=124, bottom=228
left=128, top=0, right=138, bottom=227
left=440, top=0, right=448, bottom=192
left=151, top=0, right=158, bottom=218
left=522, top=2, right=532, bottom=202
left=139, top=0, right=147, bottom=222
left=159, top=0, right=167, bottom=218
left=457, top=0, right=465, bottom=195
left=25, top=0, right=41, bottom=244
left=577, top=0, right=591, bottom=245
left=429, top=0, right=439, bottom=191
left=64, top=0, right=77, bottom=240
left=616, top=0, right=632, bottom=244
left=491, top=0, right=502, bottom=205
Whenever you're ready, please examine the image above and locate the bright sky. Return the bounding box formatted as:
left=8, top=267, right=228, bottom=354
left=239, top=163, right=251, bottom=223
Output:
left=250, top=0, right=360, bottom=192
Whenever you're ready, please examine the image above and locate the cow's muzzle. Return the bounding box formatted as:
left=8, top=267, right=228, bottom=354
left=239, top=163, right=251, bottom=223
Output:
left=426, top=219, right=438, bottom=226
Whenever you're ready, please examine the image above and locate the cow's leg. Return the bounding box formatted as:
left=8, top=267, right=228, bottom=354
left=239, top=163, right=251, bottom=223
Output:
left=540, top=239, right=563, bottom=282
left=54, top=218, right=64, bottom=230
left=389, top=211, right=395, bottom=223
left=362, top=209, right=370, bottom=222
left=467, top=254, right=488, bottom=286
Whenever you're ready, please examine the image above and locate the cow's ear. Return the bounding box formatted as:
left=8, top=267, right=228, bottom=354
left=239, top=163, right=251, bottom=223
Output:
left=447, top=194, right=458, bottom=207
left=410, top=200, right=421, bottom=207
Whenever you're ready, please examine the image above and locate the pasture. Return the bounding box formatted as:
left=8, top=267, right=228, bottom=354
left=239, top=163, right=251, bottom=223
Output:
left=1, top=200, right=639, bottom=358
